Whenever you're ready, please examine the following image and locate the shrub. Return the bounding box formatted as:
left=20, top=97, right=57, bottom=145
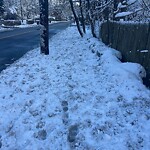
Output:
left=3, top=13, right=18, bottom=20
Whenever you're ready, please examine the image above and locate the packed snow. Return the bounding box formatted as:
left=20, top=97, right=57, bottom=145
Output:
left=15, top=23, right=38, bottom=28
left=0, top=21, right=68, bottom=31
left=115, top=11, right=133, bottom=18
left=0, top=27, right=12, bottom=32
left=140, top=50, right=149, bottom=53
left=0, top=26, right=150, bottom=150
left=0, top=23, right=38, bottom=30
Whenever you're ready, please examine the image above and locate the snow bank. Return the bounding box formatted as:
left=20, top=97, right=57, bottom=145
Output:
left=15, top=23, right=38, bottom=28
left=0, top=27, right=149, bottom=149
left=0, top=27, right=12, bottom=32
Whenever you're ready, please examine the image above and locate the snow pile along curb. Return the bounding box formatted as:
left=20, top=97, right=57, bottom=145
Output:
left=0, top=27, right=149, bottom=150
left=0, top=27, right=12, bottom=32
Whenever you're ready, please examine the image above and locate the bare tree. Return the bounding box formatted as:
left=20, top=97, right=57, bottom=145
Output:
left=0, top=0, right=4, bottom=16
left=86, top=0, right=97, bottom=37
left=79, top=0, right=86, bottom=33
left=69, top=0, right=83, bottom=37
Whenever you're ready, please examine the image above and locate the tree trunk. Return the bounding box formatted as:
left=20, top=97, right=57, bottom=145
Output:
left=39, top=0, right=49, bottom=55
left=20, top=0, right=23, bottom=23
left=69, top=0, right=83, bottom=37
left=113, top=0, right=118, bottom=20
left=0, top=0, right=4, bottom=16
left=87, top=0, right=97, bottom=38
left=79, top=0, right=86, bottom=33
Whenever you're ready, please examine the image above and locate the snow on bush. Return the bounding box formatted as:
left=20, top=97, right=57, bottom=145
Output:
left=115, top=11, right=133, bottom=18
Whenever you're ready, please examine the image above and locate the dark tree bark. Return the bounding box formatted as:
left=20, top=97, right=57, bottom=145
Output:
left=103, top=0, right=109, bottom=21
left=39, top=0, right=49, bottom=55
left=0, top=0, right=4, bottom=16
left=87, top=0, right=97, bottom=38
left=79, top=0, right=86, bottom=33
left=113, top=0, right=119, bottom=20
left=69, top=0, right=83, bottom=37
left=114, top=0, right=119, bottom=10
left=20, top=0, right=23, bottom=22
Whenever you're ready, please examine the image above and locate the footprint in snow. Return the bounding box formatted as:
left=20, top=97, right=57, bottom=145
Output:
left=34, top=129, right=47, bottom=141
left=61, top=101, right=69, bottom=125
left=68, top=124, right=79, bottom=143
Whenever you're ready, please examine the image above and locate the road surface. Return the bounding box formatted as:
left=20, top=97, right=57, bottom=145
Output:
left=0, top=22, right=70, bottom=72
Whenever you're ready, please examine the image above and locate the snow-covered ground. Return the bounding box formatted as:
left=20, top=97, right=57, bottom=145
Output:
left=16, top=21, right=68, bottom=28
left=0, top=27, right=12, bottom=32
left=14, top=23, right=38, bottom=28
left=0, top=27, right=150, bottom=150
left=0, top=23, right=37, bottom=32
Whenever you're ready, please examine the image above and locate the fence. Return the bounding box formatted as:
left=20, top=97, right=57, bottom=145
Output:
left=100, top=21, right=150, bottom=86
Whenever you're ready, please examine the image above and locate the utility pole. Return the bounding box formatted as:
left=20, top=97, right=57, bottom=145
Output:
left=39, top=0, right=49, bottom=55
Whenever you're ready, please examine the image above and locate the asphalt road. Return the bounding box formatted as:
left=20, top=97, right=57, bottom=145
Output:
left=0, top=22, right=70, bottom=72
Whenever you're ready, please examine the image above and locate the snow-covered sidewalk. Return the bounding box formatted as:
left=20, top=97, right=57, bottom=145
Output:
left=0, top=27, right=150, bottom=150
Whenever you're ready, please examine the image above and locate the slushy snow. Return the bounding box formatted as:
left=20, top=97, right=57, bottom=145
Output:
left=0, top=26, right=150, bottom=150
